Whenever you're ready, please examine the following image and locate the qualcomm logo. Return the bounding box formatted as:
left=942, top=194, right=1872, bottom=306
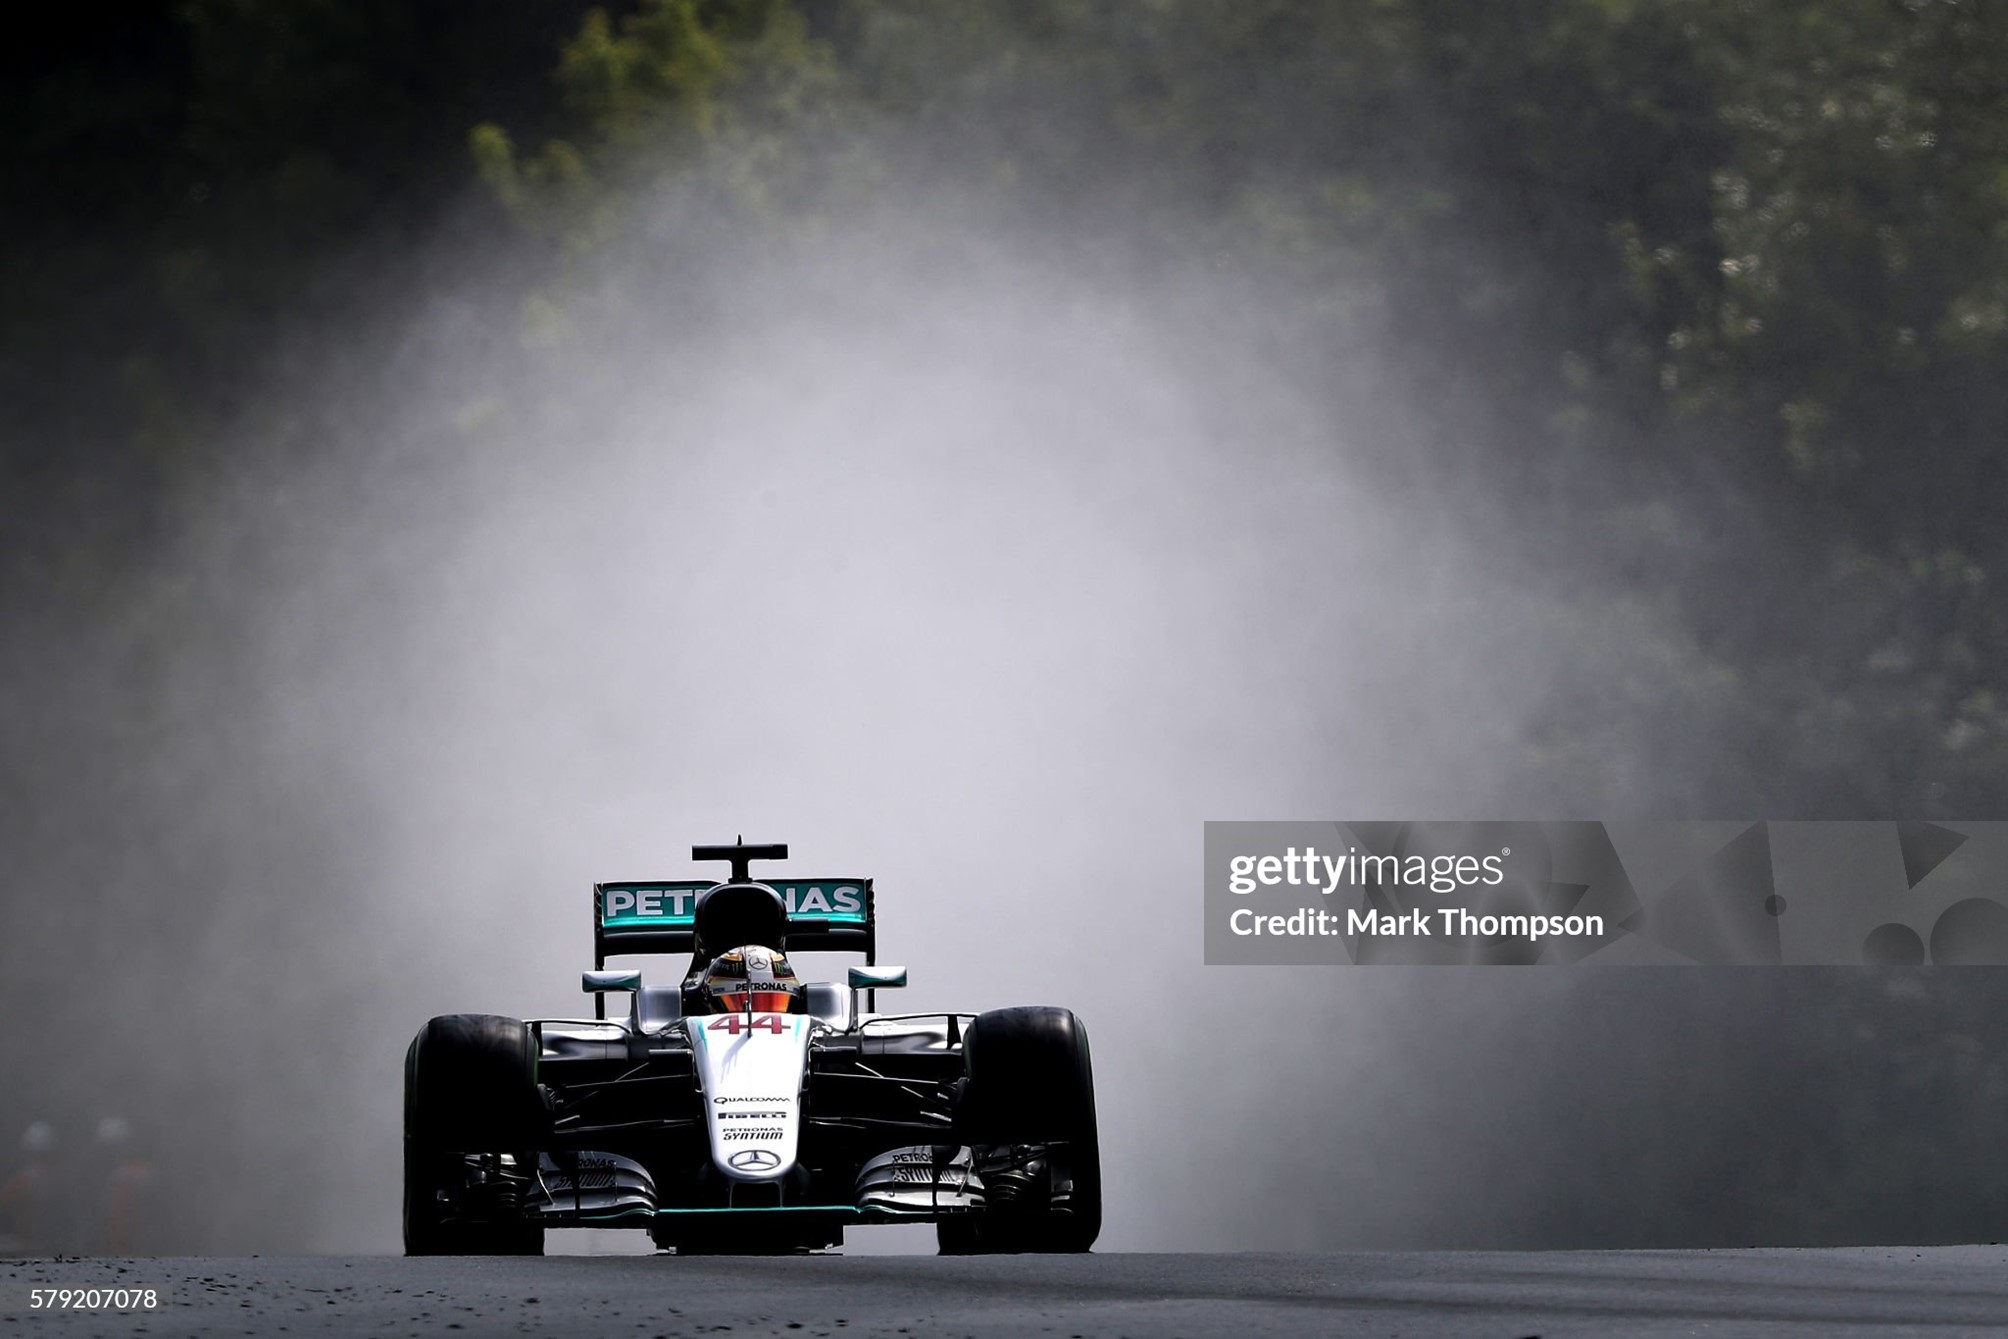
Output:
left=728, top=1148, right=781, bottom=1172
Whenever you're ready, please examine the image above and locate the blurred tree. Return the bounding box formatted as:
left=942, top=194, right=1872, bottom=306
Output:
left=7, top=0, right=2008, bottom=824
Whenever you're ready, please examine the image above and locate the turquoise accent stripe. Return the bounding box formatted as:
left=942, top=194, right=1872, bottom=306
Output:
left=652, top=1205, right=863, bottom=1216
left=648, top=1205, right=936, bottom=1218
left=601, top=912, right=867, bottom=930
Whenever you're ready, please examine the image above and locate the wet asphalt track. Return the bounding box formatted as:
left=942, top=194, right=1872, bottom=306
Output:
left=7, top=1247, right=2008, bottom=1337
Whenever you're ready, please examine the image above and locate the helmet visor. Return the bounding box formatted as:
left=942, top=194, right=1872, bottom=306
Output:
left=713, top=989, right=799, bottom=1014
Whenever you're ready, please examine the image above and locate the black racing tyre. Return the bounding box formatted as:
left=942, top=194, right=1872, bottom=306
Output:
left=938, top=1006, right=1101, bottom=1255
left=403, top=1013, right=545, bottom=1256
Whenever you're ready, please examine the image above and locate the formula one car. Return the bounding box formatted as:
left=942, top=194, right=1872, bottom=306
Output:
left=402, top=841, right=1100, bottom=1255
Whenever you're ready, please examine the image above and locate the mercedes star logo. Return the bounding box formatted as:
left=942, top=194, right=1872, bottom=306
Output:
left=729, top=1148, right=781, bottom=1171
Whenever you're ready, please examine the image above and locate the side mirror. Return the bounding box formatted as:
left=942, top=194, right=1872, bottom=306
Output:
left=848, top=965, right=907, bottom=990
left=583, top=968, right=641, bottom=994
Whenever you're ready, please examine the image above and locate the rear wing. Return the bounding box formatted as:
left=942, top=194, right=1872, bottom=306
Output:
left=593, top=878, right=876, bottom=968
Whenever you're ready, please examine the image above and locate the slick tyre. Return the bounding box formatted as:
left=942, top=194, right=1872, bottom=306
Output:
left=403, top=1013, right=545, bottom=1256
left=939, top=1005, right=1101, bottom=1255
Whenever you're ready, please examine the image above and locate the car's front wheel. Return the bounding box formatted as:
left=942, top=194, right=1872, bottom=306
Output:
left=938, top=1005, right=1101, bottom=1254
left=403, top=1013, right=546, bottom=1256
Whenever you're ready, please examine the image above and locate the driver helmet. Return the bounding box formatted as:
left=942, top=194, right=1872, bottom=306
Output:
left=700, top=945, right=806, bottom=1014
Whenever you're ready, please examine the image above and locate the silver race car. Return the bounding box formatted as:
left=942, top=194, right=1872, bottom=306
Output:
left=403, top=841, right=1100, bottom=1255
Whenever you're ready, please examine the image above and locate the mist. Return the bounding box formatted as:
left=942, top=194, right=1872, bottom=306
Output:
left=6, top=0, right=2007, bottom=1256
